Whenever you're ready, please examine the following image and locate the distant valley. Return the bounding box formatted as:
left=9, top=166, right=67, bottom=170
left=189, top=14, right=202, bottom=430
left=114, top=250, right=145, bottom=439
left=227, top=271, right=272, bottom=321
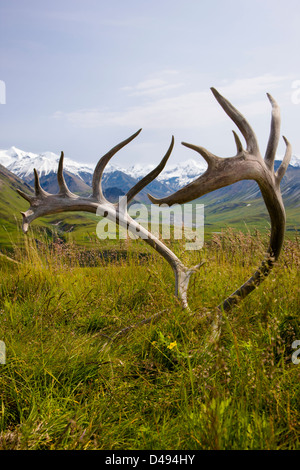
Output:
left=0, top=146, right=299, bottom=248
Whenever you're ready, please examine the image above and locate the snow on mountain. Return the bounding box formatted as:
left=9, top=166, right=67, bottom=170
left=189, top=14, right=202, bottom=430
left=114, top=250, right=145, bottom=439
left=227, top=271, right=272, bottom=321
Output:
left=0, top=146, right=299, bottom=192
left=125, top=163, right=156, bottom=180
left=290, top=155, right=300, bottom=168
left=126, top=154, right=300, bottom=188
left=0, top=146, right=95, bottom=180
left=0, top=146, right=208, bottom=189
left=157, top=158, right=208, bottom=187
left=0, top=146, right=133, bottom=182
left=126, top=158, right=208, bottom=189
left=274, top=153, right=300, bottom=168
left=0, top=146, right=38, bottom=169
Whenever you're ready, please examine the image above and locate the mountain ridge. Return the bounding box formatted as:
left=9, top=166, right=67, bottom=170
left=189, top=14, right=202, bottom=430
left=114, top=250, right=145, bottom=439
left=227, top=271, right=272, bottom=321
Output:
left=0, top=155, right=298, bottom=249
left=0, top=146, right=299, bottom=203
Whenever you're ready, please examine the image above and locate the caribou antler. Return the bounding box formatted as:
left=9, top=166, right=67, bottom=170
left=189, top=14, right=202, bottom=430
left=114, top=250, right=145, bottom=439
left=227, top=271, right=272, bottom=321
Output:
left=17, top=129, right=201, bottom=309
left=148, top=88, right=292, bottom=312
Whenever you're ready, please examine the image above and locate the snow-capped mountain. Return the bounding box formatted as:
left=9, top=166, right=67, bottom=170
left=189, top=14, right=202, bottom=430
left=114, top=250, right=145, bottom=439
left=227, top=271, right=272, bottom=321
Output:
left=126, top=158, right=208, bottom=190
left=0, top=146, right=95, bottom=181
left=0, top=146, right=209, bottom=191
left=0, top=146, right=172, bottom=201
left=0, top=146, right=129, bottom=182
left=0, top=146, right=299, bottom=204
left=290, top=155, right=300, bottom=168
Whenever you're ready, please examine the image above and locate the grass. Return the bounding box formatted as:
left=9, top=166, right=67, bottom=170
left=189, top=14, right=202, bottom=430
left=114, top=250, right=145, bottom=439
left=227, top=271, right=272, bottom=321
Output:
left=0, top=227, right=299, bottom=450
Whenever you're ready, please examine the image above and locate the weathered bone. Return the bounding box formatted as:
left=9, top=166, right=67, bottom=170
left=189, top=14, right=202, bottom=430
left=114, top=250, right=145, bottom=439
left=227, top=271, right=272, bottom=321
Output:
left=148, top=87, right=291, bottom=312
left=17, top=88, right=291, bottom=324
left=16, top=130, right=201, bottom=309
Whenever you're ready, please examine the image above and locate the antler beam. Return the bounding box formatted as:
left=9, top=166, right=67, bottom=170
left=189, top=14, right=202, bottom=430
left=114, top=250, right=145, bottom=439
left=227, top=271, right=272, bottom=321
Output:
left=17, top=88, right=291, bottom=326
left=148, top=88, right=292, bottom=311
left=17, top=130, right=201, bottom=309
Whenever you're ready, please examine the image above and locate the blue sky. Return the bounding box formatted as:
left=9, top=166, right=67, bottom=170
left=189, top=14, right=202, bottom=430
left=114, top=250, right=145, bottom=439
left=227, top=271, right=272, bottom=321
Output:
left=1, top=0, right=300, bottom=168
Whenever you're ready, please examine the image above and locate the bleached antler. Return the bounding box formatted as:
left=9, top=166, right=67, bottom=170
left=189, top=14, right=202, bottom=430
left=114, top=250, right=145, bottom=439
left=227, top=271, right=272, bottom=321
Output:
left=17, top=129, right=200, bottom=309
left=148, top=88, right=292, bottom=312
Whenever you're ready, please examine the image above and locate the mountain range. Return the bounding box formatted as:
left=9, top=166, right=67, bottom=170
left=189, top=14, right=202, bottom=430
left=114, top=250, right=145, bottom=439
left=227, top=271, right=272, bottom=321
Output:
left=0, top=146, right=299, bottom=204
left=0, top=145, right=298, bottom=248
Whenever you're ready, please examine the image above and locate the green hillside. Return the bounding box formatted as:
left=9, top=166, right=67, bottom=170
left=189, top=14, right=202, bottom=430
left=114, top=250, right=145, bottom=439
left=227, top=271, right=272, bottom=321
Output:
left=0, top=164, right=299, bottom=253
left=0, top=165, right=34, bottom=248
left=0, top=166, right=299, bottom=451
left=202, top=194, right=299, bottom=237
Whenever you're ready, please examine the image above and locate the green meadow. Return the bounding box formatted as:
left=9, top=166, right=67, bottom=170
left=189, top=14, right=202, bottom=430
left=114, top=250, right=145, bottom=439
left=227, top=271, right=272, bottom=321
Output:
left=0, top=222, right=299, bottom=450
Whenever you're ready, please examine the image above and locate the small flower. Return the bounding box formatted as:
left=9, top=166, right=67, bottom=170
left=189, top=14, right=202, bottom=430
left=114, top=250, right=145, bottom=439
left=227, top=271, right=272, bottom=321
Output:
left=167, top=341, right=177, bottom=350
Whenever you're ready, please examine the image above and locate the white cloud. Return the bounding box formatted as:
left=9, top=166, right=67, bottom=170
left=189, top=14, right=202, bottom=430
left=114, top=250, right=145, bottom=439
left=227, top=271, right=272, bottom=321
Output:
left=121, top=71, right=183, bottom=97
left=53, top=74, right=293, bottom=131
left=53, top=91, right=216, bottom=129
left=216, top=74, right=293, bottom=101
left=123, top=82, right=184, bottom=97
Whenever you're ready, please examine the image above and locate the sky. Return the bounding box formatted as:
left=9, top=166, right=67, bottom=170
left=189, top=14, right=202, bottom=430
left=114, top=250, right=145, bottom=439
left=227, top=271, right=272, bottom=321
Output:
left=1, top=0, right=300, bottom=169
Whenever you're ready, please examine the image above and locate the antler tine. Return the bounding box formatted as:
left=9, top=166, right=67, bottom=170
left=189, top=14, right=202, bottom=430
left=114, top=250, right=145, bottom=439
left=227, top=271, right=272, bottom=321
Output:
left=92, top=129, right=142, bottom=202
left=15, top=85, right=293, bottom=335
left=264, top=93, right=281, bottom=170
left=181, top=142, right=218, bottom=166
left=34, top=168, right=49, bottom=198
left=16, top=188, right=33, bottom=204
left=210, top=87, right=260, bottom=155
left=148, top=88, right=292, bottom=320
left=173, top=125, right=244, bottom=169
left=57, top=151, right=74, bottom=196
left=232, top=130, right=244, bottom=153
left=147, top=139, right=220, bottom=206
left=276, top=136, right=292, bottom=184
left=123, top=136, right=174, bottom=206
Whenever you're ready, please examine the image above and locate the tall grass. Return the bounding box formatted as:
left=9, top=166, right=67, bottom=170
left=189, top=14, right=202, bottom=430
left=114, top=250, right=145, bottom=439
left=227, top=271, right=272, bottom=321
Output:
left=0, top=227, right=299, bottom=450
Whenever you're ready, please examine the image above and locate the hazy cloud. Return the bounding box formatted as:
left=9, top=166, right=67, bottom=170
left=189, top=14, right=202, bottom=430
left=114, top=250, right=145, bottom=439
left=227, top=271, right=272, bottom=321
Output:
left=53, top=74, right=293, bottom=131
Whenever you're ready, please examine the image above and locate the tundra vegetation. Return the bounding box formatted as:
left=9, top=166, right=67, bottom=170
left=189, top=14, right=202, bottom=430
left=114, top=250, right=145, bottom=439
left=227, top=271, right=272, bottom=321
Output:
left=0, top=227, right=299, bottom=450
left=0, top=88, right=299, bottom=450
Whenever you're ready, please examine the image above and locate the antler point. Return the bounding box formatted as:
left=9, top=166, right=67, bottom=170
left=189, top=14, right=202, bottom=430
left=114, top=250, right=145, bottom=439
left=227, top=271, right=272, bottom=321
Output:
left=282, top=135, right=288, bottom=144
left=232, top=130, right=244, bottom=153
left=147, top=192, right=159, bottom=204
left=266, top=92, right=278, bottom=108
left=210, top=87, right=221, bottom=99
left=16, top=189, right=33, bottom=204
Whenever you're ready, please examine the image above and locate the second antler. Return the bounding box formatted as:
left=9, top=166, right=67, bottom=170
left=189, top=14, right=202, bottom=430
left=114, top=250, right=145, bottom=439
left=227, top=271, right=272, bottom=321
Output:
left=17, top=129, right=201, bottom=310
left=17, top=87, right=292, bottom=323
left=148, top=88, right=292, bottom=312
